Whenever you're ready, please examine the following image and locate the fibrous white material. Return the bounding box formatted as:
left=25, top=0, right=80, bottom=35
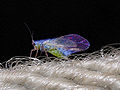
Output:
left=0, top=43, right=120, bottom=90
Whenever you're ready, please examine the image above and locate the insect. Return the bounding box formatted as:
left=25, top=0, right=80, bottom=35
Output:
left=24, top=23, right=90, bottom=59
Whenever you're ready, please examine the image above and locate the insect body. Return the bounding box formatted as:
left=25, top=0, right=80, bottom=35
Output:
left=31, top=34, right=90, bottom=59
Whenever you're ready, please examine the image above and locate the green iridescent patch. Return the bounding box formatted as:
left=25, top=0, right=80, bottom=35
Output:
left=48, top=48, right=67, bottom=59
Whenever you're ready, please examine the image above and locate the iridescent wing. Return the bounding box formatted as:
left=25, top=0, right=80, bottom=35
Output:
left=54, top=34, right=90, bottom=55
left=55, top=34, right=89, bottom=48
left=45, top=34, right=90, bottom=58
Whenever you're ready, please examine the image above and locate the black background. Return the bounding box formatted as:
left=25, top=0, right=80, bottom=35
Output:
left=0, top=0, right=120, bottom=62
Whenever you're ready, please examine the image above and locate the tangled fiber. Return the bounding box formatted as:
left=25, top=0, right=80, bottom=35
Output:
left=0, top=43, right=120, bottom=90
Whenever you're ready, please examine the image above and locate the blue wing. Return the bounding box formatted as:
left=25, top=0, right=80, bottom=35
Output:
left=46, top=34, right=90, bottom=56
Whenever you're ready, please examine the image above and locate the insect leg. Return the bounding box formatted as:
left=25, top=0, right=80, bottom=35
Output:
left=42, top=45, right=48, bottom=57
left=30, top=49, right=36, bottom=57
left=40, top=50, right=42, bottom=56
left=44, top=49, right=48, bottom=57
left=35, top=49, right=38, bottom=58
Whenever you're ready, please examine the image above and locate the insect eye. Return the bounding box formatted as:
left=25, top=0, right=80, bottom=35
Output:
left=32, top=42, right=35, bottom=46
left=32, top=40, right=35, bottom=46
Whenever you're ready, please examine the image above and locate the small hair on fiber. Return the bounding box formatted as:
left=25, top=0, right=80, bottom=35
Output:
left=0, top=43, right=120, bottom=90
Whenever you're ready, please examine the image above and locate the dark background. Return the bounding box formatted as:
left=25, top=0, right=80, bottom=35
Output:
left=0, top=0, right=120, bottom=62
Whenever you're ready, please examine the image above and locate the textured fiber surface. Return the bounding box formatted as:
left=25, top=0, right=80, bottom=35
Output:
left=0, top=43, right=120, bottom=90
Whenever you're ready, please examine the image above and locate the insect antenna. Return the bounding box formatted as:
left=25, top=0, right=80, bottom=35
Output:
left=24, top=22, right=34, bottom=45
left=24, top=22, right=37, bottom=58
